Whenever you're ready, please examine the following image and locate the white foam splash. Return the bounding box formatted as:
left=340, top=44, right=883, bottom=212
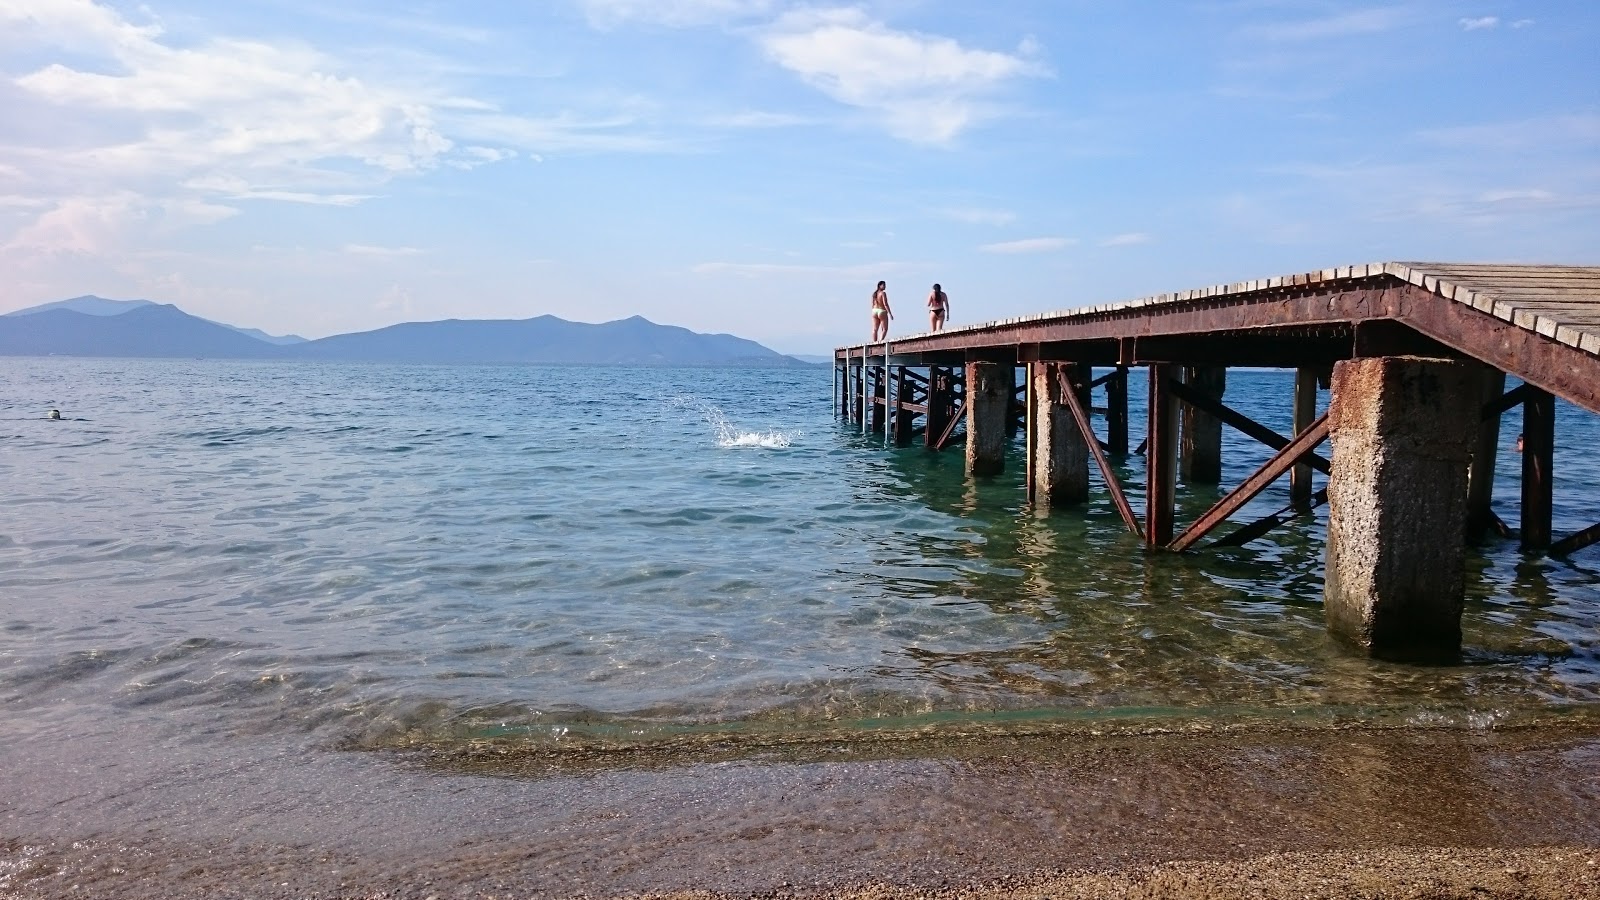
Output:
left=671, top=397, right=796, bottom=449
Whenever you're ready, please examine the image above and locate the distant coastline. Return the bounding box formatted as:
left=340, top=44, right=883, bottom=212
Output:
left=1, top=295, right=815, bottom=367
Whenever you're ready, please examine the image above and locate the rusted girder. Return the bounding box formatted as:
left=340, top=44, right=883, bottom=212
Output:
left=1169, top=413, right=1331, bottom=552
left=1481, top=382, right=1532, bottom=419
left=1210, top=488, right=1329, bottom=549
left=1060, top=366, right=1142, bottom=537
left=1165, top=378, right=1331, bottom=474
left=1551, top=522, right=1600, bottom=558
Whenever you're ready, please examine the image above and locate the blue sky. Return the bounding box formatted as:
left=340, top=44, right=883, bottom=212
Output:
left=1, top=0, right=1595, bottom=353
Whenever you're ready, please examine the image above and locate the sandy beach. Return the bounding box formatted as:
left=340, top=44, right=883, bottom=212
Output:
left=5, top=724, right=1599, bottom=899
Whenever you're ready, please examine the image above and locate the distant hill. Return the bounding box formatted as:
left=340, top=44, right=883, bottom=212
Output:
left=292, top=314, right=805, bottom=366
left=0, top=299, right=806, bottom=366
left=0, top=304, right=287, bottom=359
left=5, top=295, right=307, bottom=344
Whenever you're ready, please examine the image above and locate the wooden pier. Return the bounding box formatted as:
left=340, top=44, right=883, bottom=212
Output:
left=835, top=262, right=1600, bottom=660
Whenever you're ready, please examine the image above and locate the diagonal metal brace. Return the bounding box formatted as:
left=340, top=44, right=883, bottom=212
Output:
left=1061, top=369, right=1142, bottom=537
left=1169, top=413, right=1331, bottom=552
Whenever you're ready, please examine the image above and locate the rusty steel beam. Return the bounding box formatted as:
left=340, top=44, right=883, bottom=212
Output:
left=1395, top=285, right=1600, bottom=415
left=1166, top=378, right=1332, bottom=474
left=1551, top=522, right=1600, bottom=558
left=1060, top=365, right=1142, bottom=537
left=1521, top=388, right=1556, bottom=551
left=1210, top=488, right=1328, bottom=549
left=1169, top=414, right=1331, bottom=552
left=933, top=399, right=966, bottom=451
left=1481, top=382, right=1533, bottom=420
left=1106, top=367, right=1129, bottom=455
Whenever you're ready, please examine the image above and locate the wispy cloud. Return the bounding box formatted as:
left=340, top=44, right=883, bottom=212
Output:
left=1099, top=232, right=1150, bottom=247
left=936, top=207, right=1016, bottom=226
left=579, top=0, right=772, bottom=29
left=1458, top=16, right=1499, bottom=31
left=1247, top=8, right=1409, bottom=42
left=344, top=244, right=423, bottom=257
left=692, top=260, right=904, bottom=278
left=758, top=8, right=1047, bottom=143
left=979, top=237, right=1074, bottom=254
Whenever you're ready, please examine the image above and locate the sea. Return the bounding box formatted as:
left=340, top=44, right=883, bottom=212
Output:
left=2, top=357, right=1600, bottom=893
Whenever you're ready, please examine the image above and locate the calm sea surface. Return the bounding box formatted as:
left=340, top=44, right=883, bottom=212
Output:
left=3, top=358, right=1600, bottom=762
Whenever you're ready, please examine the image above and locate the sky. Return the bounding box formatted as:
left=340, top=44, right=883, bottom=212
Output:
left=1, top=1, right=1596, bottom=353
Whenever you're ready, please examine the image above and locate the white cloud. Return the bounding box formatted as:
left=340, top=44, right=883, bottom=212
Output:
left=758, top=8, right=1046, bottom=143
left=1512, top=19, right=1535, bottom=28
left=692, top=260, right=904, bottom=278
left=1248, top=8, right=1409, bottom=42
left=1458, top=16, right=1499, bottom=31
left=979, top=237, right=1074, bottom=254
left=580, top=0, right=772, bottom=29
left=344, top=244, right=423, bottom=257
left=1100, top=232, right=1150, bottom=247
left=937, top=207, right=1016, bottom=226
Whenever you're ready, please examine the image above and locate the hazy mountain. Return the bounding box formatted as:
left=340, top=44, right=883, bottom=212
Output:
left=294, top=314, right=806, bottom=366
left=0, top=304, right=287, bottom=358
left=788, top=354, right=833, bottom=365
left=5, top=295, right=155, bottom=317
left=0, top=299, right=805, bottom=366
left=5, top=295, right=306, bottom=345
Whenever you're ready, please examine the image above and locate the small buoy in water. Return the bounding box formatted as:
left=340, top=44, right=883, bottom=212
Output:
left=47, top=409, right=61, bottom=420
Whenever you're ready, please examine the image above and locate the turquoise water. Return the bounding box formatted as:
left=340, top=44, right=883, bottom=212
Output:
left=2, top=358, right=1599, bottom=760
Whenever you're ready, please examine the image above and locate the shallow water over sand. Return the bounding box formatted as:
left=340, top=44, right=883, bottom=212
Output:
left=3, top=358, right=1598, bottom=761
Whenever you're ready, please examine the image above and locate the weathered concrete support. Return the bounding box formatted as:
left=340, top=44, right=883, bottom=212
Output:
left=1030, top=363, right=1090, bottom=506
left=1521, top=387, right=1555, bottom=551
left=1145, top=364, right=1181, bottom=547
left=1180, top=366, right=1225, bottom=484
left=1290, top=367, right=1319, bottom=507
left=1325, top=357, right=1479, bottom=660
left=965, top=361, right=1010, bottom=476
left=925, top=367, right=951, bottom=450
left=868, top=365, right=885, bottom=434
left=1106, top=367, right=1129, bottom=455
left=1465, top=368, right=1507, bottom=542
left=893, top=367, right=917, bottom=446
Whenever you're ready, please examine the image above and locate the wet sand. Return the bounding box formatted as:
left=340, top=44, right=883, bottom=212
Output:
left=4, top=725, right=1600, bottom=899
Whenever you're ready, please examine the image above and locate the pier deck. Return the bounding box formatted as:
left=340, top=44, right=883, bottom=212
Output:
left=832, top=262, right=1600, bottom=659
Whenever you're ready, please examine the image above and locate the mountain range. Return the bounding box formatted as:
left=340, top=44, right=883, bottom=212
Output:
left=0, top=296, right=810, bottom=367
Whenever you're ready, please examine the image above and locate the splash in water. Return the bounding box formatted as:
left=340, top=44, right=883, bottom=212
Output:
left=671, top=397, right=795, bottom=449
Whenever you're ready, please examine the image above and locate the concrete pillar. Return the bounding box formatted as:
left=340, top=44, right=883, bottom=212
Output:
left=1180, top=366, right=1225, bottom=484
left=1145, top=364, right=1180, bottom=547
left=925, top=367, right=951, bottom=449
left=965, top=361, right=1010, bottom=476
left=1106, top=367, right=1129, bottom=455
left=1031, top=363, right=1090, bottom=505
left=1324, top=357, right=1478, bottom=660
left=1290, top=367, right=1319, bottom=507
left=1465, top=368, right=1506, bottom=542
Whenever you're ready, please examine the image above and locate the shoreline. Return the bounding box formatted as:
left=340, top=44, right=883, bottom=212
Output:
left=6, top=723, right=1600, bottom=898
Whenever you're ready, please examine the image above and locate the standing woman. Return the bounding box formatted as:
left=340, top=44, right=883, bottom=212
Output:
left=870, top=280, right=893, bottom=342
left=928, top=283, right=949, bottom=332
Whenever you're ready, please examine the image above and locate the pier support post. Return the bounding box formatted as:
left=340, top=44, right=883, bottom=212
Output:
left=1031, top=363, right=1090, bottom=506
left=1324, top=357, right=1478, bottom=660
left=1146, top=364, right=1180, bottom=546
left=1465, top=368, right=1507, bottom=542
left=1521, top=387, right=1555, bottom=551
left=1290, top=367, right=1319, bottom=507
left=926, top=367, right=951, bottom=450
left=893, top=368, right=917, bottom=446
left=868, top=365, right=885, bottom=435
left=1106, top=366, right=1129, bottom=455
left=1181, top=366, right=1225, bottom=484
left=966, top=361, right=1010, bottom=476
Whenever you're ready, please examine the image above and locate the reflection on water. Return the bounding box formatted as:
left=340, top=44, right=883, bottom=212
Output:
left=0, top=359, right=1598, bottom=763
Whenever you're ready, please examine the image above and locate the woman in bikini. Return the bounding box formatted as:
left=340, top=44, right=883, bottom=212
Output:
left=927, top=283, right=949, bottom=332
left=870, top=280, right=893, bottom=342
